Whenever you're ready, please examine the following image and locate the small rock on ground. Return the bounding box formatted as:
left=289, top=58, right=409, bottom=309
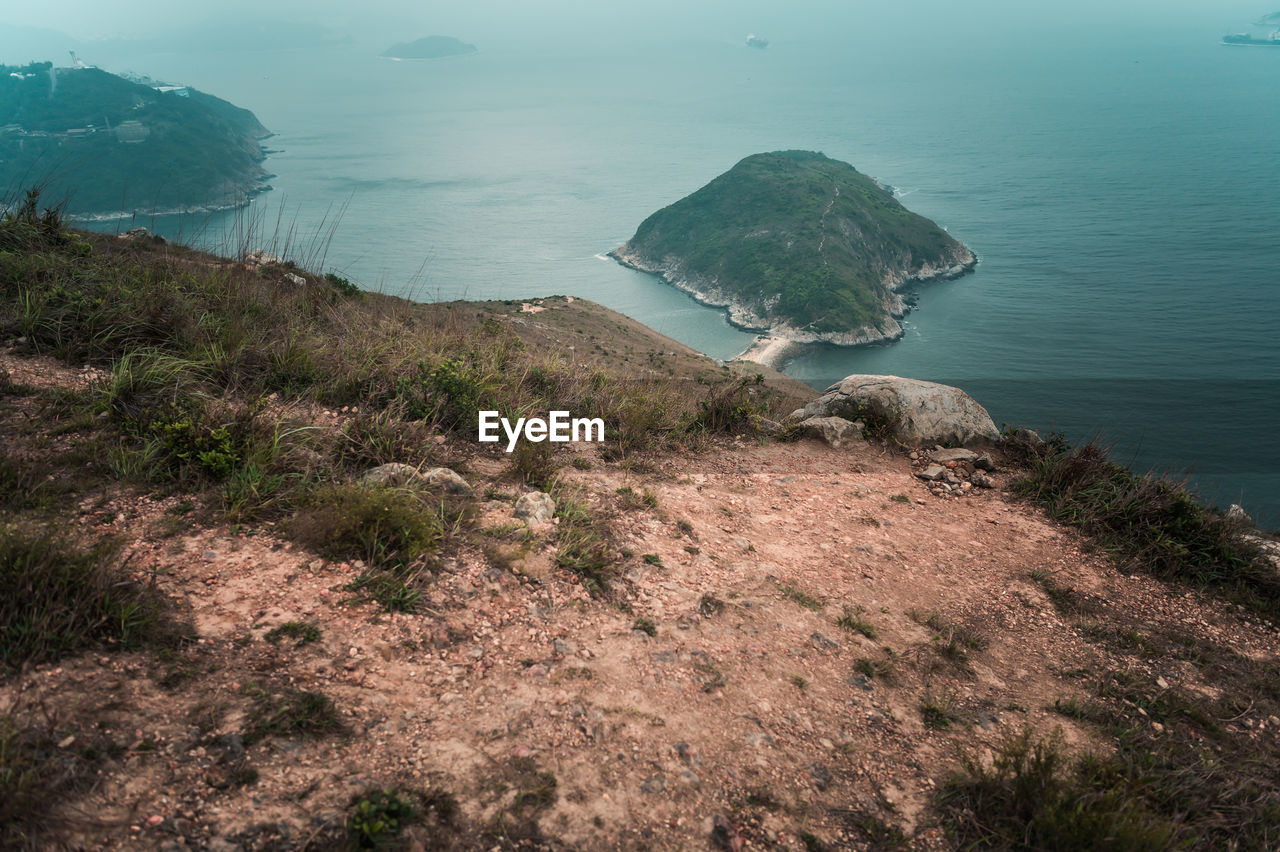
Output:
left=515, top=491, right=556, bottom=524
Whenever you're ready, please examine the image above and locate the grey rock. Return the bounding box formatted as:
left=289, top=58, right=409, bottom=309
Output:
left=218, top=733, right=245, bottom=759
left=1008, top=427, right=1044, bottom=446
left=916, top=464, right=946, bottom=482
left=244, top=249, right=279, bottom=266
left=358, top=463, right=423, bottom=488
left=640, top=774, right=666, bottom=793
left=679, top=768, right=701, bottom=787
left=358, top=464, right=472, bottom=495
left=283, top=272, right=306, bottom=287
left=974, top=453, right=996, bottom=471
left=971, top=472, right=996, bottom=489
left=846, top=673, right=874, bottom=692
left=1227, top=504, right=1252, bottom=523
left=800, top=415, right=864, bottom=448
left=551, top=638, right=574, bottom=657
left=797, top=374, right=1000, bottom=447
left=810, top=632, right=840, bottom=651
left=754, top=416, right=785, bottom=436
left=808, top=762, right=833, bottom=790
left=1243, top=535, right=1280, bottom=574
left=423, top=467, right=474, bottom=495
left=930, top=448, right=979, bottom=463
left=514, top=491, right=556, bottom=524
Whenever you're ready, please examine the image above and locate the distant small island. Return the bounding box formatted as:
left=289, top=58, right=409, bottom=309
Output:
left=0, top=61, right=271, bottom=218
left=381, top=36, right=477, bottom=60
left=611, top=150, right=975, bottom=367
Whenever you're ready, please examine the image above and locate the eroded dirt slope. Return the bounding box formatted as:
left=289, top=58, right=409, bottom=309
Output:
left=4, top=352, right=1278, bottom=850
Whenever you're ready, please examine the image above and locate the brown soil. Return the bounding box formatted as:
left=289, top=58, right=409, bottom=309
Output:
left=3, top=351, right=1278, bottom=851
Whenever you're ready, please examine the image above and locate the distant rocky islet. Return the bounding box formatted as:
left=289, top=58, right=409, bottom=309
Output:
left=381, top=36, right=478, bottom=60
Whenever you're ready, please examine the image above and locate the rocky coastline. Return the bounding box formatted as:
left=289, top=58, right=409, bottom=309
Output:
left=609, top=244, right=977, bottom=370
left=66, top=180, right=274, bottom=223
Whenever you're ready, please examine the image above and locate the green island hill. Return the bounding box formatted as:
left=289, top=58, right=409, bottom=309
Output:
left=381, top=36, right=478, bottom=60
left=0, top=61, right=271, bottom=218
left=611, top=150, right=976, bottom=365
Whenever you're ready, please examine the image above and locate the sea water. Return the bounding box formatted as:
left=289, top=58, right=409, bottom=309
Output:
left=82, top=20, right=1280, bottom=528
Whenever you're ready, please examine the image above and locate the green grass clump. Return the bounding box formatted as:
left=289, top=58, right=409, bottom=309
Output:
left=685, top=375, right=767, bottom=434
left=0, top=524, right=172, bottom=671
left=509, top=440, right=558, bottom=489
left=919, top=694, right=959, bottom=731
left=0, top=709, right=106, bottom=847
left=940, top=728, right=1178, bottom=850
left=1007, top=435, right=1272, bottom=617
left=289, top=484, right=444, bottom=570
left=632, top=617, right=657, bottom=637
left=835, top=605, right=878, bottom=639
left=288, top=482, right=452, bottom=613
left=348, top=788, right=417, bottom=849
left=263, top=621, right=321, bottom=646
left=908, top=609, right=987, bottom=662
left=243, top=684, right=343, bottom=744
left=780, top=583, right=823, bottom=610
left=698, top=594, right=724, bottom=616
left=552, top=490, right=615, bottom=593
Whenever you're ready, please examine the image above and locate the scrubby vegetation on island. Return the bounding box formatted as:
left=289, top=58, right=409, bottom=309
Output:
left=615, top=150, right=973, bottom=337
left=0, top=62, right=270, bottom=216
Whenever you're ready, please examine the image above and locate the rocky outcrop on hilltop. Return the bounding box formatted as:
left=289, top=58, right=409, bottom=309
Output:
left=794, top=374, right=1001, bottom=447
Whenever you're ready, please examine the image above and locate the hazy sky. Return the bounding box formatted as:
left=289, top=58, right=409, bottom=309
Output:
left=4, top=0, right=1267, bottom=45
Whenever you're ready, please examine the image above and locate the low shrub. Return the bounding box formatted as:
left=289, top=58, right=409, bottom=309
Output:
left=348, top=788, right=417, bottom=849
left=288, top=484, right=444, bottom=570
left=553, top=490, right=615, bottom=593
left=243, top=683, right=343, bottom=744
left=1007, top=435, right=1272, bottom=615
left=940, top=728, right=1178, bottom=850
left=0, top=524, right=173, bottom=672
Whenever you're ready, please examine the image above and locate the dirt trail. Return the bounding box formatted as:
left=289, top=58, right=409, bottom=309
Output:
left=5, top=352, right=1277, bottom=849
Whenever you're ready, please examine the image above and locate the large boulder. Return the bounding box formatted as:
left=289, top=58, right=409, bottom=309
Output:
left=799, top=416, right=864, bottom=448
left=793, top=374, right=1000, bottom=447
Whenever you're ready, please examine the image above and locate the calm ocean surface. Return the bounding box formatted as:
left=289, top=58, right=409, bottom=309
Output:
left=88, top=22, right=1280, bottom=528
